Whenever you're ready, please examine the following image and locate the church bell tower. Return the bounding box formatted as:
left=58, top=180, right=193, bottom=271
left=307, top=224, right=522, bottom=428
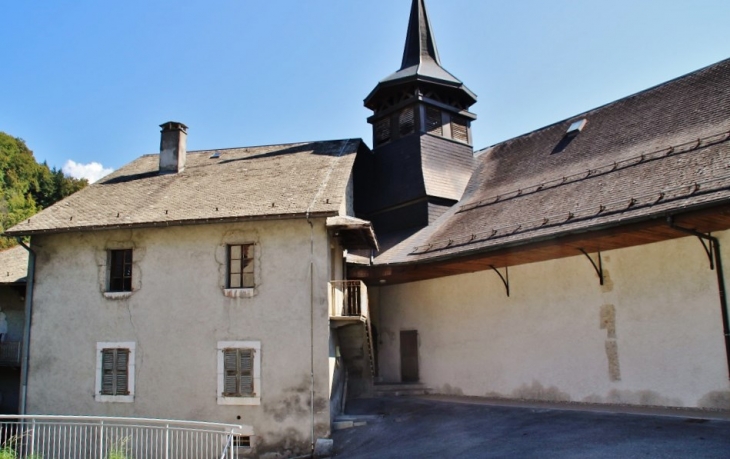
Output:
left=356, top=0, right=478, bottom=237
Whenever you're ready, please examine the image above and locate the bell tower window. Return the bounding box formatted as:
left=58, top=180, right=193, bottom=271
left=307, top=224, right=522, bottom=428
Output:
left=374, top=118, right=392, bottom=146
left=451, top=115, right=469, bottom=143
left=426, top=107, right=442, bottom=136
left=398, top=107, right=416, bottom=136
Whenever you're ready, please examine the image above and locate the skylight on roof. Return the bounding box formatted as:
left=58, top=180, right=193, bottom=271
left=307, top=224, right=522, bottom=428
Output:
left=567, top=119, right=587, bottom=134
left=552, top=119, right=587, bottom=155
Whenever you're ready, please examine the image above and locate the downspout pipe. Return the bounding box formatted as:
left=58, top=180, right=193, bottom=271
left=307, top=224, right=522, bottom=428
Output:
left=667, top=217, right=730, bottom=379
left=305, top=214, right=315, bottom=456
left=16, top=239, right=36, bottom=415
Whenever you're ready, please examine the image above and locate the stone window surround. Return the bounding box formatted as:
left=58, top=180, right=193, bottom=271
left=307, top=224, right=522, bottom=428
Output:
left=96, top=240, right=145, bottom=300
left=217, top=341, right=261, bottom=406
left=95, top=341, right=135, bottom=403
left=217, top=230, right=261, bottom=299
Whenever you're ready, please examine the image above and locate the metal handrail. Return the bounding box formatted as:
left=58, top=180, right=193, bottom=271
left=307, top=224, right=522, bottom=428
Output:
left=0, top=415, right=245, bottom=459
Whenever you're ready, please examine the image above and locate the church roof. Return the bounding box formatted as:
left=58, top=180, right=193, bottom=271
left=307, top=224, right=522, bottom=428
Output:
left=364, top=0, right=476, bottom=107
left=374, top=58, right=730, bottom=267
left=6, top=139, right=363, bottom=236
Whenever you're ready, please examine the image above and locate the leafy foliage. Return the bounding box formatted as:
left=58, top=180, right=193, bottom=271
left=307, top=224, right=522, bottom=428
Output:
left=0, top=132, right=87, bottom=248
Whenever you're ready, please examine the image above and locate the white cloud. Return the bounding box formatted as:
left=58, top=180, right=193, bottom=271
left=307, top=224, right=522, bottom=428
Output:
left=62, top=160, right=114, bottom=184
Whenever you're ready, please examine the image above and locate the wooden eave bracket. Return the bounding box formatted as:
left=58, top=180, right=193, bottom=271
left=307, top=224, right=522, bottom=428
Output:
left=489, top=265, right=510, bottom=297
left=579, top=249, right=604, bottom=286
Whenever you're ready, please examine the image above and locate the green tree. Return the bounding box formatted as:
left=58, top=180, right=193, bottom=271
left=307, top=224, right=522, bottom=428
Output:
left=0, top=132, right=88, bottom=248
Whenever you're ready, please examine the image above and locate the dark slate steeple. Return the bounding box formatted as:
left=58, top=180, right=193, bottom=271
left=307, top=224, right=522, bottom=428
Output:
left=365, top=0, right=476, bottom=109
left=355, top=0, right=478, bottom=237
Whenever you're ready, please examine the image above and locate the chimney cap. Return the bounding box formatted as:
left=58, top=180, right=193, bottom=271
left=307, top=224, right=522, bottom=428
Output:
left=160, top=121, right=188, bottom=132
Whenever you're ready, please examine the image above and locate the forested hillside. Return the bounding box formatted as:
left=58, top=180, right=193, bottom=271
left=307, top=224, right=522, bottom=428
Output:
left=0, top=132, right=87, bottom=248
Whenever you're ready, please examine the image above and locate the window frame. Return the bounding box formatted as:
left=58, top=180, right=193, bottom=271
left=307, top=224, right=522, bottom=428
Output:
left=217, top=341, right=261, bottom=406
left=108, top=249, right=133, bottom=293
left=95, top=342, right=135, bottom=403
left=227, top=244, right=255, bottom=290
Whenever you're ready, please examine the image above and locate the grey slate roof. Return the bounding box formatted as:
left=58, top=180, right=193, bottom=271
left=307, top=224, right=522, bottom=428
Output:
left=0, top=245, right=28, bottom=284
left=6, top=140, right=363, bottom=236
left=376, top=58, right=730, bottom=265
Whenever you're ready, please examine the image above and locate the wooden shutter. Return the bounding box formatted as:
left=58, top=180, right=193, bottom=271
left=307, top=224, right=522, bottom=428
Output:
left=116, top=349, right=129, bottom=395
left=223, top=348, right=254, bottom=396
left=426, top=107, right=442, bottom=136
left=101, top=348, right=129, bottom=395
left=101, top=349, right=115, bottom=395
left=223, top=349, right=238, bottom=396
left=239, top=349, right=254, bottom=395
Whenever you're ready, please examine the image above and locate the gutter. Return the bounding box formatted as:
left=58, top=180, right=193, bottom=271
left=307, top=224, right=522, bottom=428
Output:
left=16, top=239, right=35, bottom=415
left=668, top=217, right=730, bottom=379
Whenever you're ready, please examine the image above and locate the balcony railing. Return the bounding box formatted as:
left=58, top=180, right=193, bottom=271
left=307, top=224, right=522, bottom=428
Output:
left=0, top=415, right=246, bottom=459
left=0, top=342, right=21, bottom=366
left=329, top=280, right=368, bottom=319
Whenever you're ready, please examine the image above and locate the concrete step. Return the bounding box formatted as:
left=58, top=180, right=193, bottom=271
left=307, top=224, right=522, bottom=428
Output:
left=332, top=414, right=379, bottom=430
left=373, top=383, right=432, bottom=397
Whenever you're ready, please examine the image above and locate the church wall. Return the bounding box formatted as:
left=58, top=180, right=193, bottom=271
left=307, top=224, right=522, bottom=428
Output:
left=375, top=230, right=730, bottom=409
left=26, top=218, right=333, bottom=457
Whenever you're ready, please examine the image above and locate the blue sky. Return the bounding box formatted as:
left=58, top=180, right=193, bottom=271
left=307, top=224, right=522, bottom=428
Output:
left=1, top=0, right=730, bottom=182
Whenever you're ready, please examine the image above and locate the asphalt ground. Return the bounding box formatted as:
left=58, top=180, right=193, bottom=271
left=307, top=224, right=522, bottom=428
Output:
left=332, top=396, right=730, bottom=458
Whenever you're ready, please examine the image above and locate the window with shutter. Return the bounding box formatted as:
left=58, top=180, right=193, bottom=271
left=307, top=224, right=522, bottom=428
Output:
left=109, top=249, right=133, bottom=292
left=228, top=244, right=255, bottom=289
left=451, top=116, right=469, bottom=143
left=399, top=107, right=415, bottom=136
left=222, top=348, right=254, bottom=397
left=96, top=342, right=135, bottom=403
left=100, top=348, right=130, bottom=396
left=217, top=341, right=261, bottom=405
left=426, top=107, right=442, bottom=136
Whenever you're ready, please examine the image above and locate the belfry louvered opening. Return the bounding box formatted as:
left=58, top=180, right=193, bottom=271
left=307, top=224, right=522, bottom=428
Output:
left=399, top=107, right=416, bottom=136
left=374, top=118, right=392, bottom=146
left=426, top=107, right=442, bottom=135
left=223, top=348, right=254, bottom=397
left=451, top=116, right=469, bottom=143
left=100, top=348, right=130, bottom=396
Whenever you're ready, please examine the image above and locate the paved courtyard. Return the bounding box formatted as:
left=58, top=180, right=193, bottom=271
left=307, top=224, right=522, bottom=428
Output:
left=332, top=396, right=730, bottom=458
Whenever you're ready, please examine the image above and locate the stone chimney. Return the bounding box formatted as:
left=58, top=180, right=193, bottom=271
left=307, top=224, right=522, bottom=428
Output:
left=159, top=121, right=188, bottom=174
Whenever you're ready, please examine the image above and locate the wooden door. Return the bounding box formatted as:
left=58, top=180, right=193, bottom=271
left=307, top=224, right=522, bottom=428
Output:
left=400, top=330, right=419, bottom=382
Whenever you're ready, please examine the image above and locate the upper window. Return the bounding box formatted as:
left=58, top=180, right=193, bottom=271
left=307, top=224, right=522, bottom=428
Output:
left=95, top=342, right=135, bottom=403
left=217, top=341, right=261, bottom=405
left=228, top=244, right=255, bottom=289
left=109, top=249, right=133, bottom=292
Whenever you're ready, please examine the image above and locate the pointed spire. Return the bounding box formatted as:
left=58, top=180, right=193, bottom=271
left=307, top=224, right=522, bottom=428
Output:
left=401, top=0, right=441, bottom=69
left=364, top=0, right=477, bottom=109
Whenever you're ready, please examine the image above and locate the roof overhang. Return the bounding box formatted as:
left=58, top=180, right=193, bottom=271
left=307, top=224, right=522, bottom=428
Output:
left=327, top=216, right=380, bottom=251
left=5, top=211, right=338, bottom=237
left=349, top=203, right=730, bottom=286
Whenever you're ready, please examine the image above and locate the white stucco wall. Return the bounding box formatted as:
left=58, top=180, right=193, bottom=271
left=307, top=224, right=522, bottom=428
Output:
left=375, top=230, right=730, bottom=409
left=26, top=218, right=333, bottom=456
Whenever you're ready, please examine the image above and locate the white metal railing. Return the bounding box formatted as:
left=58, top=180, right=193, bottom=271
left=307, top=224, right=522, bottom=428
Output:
left=0, top=342, right=21, bottom=366
left=0, top=415, right=245, bottom=459
left=329, top=280, right=368, bottom=318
